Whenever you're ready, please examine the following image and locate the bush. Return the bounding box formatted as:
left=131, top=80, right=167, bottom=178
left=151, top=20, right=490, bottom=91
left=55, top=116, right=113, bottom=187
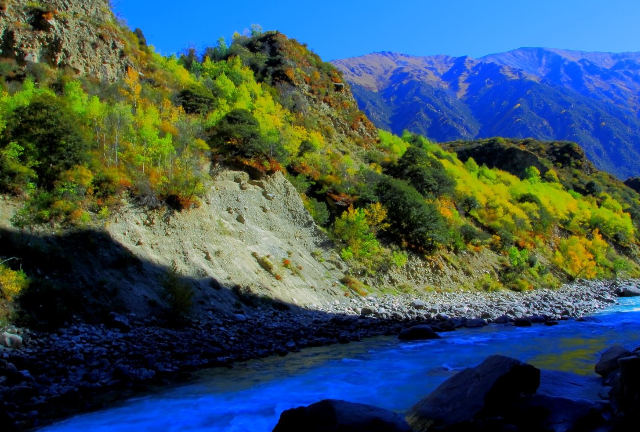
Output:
left=376, top=176, right=450, bottom=251
left=304, top=196, right=330, bottom=226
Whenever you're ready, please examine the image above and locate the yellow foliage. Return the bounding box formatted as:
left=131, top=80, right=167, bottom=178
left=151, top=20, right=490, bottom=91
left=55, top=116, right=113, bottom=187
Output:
left=0, top=264, right=28, bottom=300
left=553, top=230, right=609, bottom=279
left=364, top=202, right=390, bottom=234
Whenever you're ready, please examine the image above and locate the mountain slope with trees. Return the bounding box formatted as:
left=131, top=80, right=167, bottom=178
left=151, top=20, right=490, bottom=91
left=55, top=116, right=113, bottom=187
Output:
left=0, top=1, right=639, bottom=330
left=333, top=49, right=640, bottom=180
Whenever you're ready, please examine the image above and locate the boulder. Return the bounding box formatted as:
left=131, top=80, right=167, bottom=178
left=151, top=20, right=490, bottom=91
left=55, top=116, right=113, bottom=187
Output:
left=464, top=318, right=487, bottom=328
left=272, top=399, right=412, bottom=432
left=360, top=307, right=374, bottom=316
left=411, top=300, right=427, bottom=310
left=494, top=315, right=510, bottom=324
left=0, top=332, right=23, bottom=350
left=595, top=346, right=631, bottom=377
left=107, top=312, right=131, bottom=332
left=615, top=286, right=640, bottom=297
left=610, top=355, right=640, bottom=422
left=406, top=355, right=540, bottom=432
left=398, top=325, right=441, bottom=341
left=513, top=318, right=532, bottom=327
left=509, top=394, right=604, bottom=432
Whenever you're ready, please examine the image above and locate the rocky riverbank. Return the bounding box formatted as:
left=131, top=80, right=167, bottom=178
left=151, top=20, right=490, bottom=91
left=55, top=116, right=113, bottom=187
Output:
left=0, top=279, right=637, bottom=430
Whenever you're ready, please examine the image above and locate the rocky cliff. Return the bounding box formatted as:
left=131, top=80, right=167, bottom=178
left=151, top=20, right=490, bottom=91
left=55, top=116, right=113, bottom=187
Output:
left=0, top=0, right=133, bottom=81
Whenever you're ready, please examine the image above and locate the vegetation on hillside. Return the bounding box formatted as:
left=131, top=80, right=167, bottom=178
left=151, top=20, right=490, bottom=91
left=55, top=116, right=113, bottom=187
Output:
left=1, top=15, right=640, bottom=324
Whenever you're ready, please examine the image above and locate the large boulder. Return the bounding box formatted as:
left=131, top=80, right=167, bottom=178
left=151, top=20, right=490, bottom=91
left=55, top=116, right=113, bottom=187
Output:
left=610, top=355, right=640, bottom=423
left=398, top=325, right=441, bottom=341
left=406, top=355, right=540, bottom=432
left=272, top=399, right=412, bottom=432
left=509, top=394, right=604, bottom=432
left=595, top=346, right=631, bottom=377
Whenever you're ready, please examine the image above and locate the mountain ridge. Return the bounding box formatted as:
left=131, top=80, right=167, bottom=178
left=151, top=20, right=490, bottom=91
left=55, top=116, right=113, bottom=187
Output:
left=333, top=48, right=640, bottom=179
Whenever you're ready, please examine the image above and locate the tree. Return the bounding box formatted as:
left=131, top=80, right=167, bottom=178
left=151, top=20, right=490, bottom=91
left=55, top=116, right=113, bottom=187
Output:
left=394, top=146, right=455, bottom=199
left=376, top=176, right=450, bottom=251
left=208, top=108, right=268, bottom=159
left=334, top=206, right=381, bottom=261
left=2, top=94, right=88, bottom=189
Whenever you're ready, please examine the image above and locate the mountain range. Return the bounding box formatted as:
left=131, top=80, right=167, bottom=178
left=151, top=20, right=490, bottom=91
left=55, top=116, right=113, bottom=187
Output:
left=333, top=48, right=640, bottom=179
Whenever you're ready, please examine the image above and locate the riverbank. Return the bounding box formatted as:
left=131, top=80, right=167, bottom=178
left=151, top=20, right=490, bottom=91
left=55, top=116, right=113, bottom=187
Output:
left=1, top=279, right=637, bottom=430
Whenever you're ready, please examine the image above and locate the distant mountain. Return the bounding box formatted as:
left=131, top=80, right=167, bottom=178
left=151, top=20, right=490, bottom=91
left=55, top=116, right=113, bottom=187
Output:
left=332, top=49, right=640, bottom=179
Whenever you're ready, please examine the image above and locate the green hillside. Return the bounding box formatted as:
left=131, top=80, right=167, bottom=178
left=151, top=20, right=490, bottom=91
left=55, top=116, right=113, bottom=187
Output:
left=1, top=4, right=640, bottom=326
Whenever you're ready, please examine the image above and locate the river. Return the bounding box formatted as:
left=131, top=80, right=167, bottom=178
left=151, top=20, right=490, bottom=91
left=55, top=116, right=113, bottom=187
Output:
left=40, top=297, right=640, bottom=432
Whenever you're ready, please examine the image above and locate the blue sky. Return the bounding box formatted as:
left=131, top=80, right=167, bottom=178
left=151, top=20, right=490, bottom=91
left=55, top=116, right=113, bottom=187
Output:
left=114, top=0, right=640, bottom=60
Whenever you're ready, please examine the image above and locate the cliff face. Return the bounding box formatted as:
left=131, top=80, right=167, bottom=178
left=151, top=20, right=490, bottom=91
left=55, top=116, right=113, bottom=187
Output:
left=0, top=0, right=133, bottom=81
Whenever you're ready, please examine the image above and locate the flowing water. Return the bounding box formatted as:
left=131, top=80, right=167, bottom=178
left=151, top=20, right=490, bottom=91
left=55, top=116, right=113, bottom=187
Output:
left=41, top=297, right=640, bottom=432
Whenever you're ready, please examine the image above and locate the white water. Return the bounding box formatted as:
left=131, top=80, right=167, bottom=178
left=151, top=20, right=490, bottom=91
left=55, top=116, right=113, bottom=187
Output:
left=41, top=297, right=640, bottom=432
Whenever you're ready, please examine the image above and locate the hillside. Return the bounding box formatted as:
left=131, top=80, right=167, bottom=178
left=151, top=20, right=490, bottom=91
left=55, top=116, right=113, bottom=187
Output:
left=0, top=0, right=640, bottom=334
left=333, top=49, right=640, bottom=180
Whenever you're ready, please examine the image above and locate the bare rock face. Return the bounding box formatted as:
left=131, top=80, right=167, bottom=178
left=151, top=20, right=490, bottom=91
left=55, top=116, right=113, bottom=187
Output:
left=0, top=0, right=134, bottom=81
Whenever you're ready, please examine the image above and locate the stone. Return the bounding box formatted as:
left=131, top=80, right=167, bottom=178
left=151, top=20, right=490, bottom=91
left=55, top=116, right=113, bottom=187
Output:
left=616, top=286, right=640, bottom=297
left=494, top=315, right=510, bottom=324
left=0, top=332, right=23, bottom=350
left=398, top=325, right=441, bottom=341
left=513, top=318, right=532, bottom=327
left=411, top=300, right=426, bottom=310
left=107, top=313, right=131, bottom=332
left=406, top=355, right=540, bottom=432
left=509, top=394, right=604, bottom=432
left=464, top=318, right=487, bottom=328
left=272, top=399, right=412, bottom=432
left=360, top=307, right=374, bottom=316
left=595, top=345, right=631, bottom=377
left=610, top=355, right=640, bottom=422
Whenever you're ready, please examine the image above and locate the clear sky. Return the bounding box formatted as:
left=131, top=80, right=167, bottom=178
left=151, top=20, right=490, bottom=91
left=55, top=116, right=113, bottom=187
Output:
left=113, top=0, right=640, bottom=60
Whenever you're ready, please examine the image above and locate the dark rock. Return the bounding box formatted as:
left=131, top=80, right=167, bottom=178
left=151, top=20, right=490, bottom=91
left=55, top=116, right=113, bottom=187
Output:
left=406, top=355, right=540, bottom=431
left=360, top=307, right=374, bottom=316
left=464, top=319, right=486, bottom=328
left=595, top=346, right=631, bottom=377
left=615, top=286, right=640, bottom=297
left=272, top=399, right=411, bottom=432
left=107, top=313, right=132, bottom=332
left=398, top=325, right=441, bottom=341
left=610, top=355, right=640, bottom=422
left=529, top=315, right=546, bottom=324
left=436, top=321, right=456, bottom=332
left=509, top=394, right=604, bottom=432
left=513, top=318, right=532, bottom=327
left=494, top=315, right=510, bottom=324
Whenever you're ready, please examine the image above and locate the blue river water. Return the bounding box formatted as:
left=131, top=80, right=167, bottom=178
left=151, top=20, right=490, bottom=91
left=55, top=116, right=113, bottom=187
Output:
left=41, top=297, right=640, bottom=432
